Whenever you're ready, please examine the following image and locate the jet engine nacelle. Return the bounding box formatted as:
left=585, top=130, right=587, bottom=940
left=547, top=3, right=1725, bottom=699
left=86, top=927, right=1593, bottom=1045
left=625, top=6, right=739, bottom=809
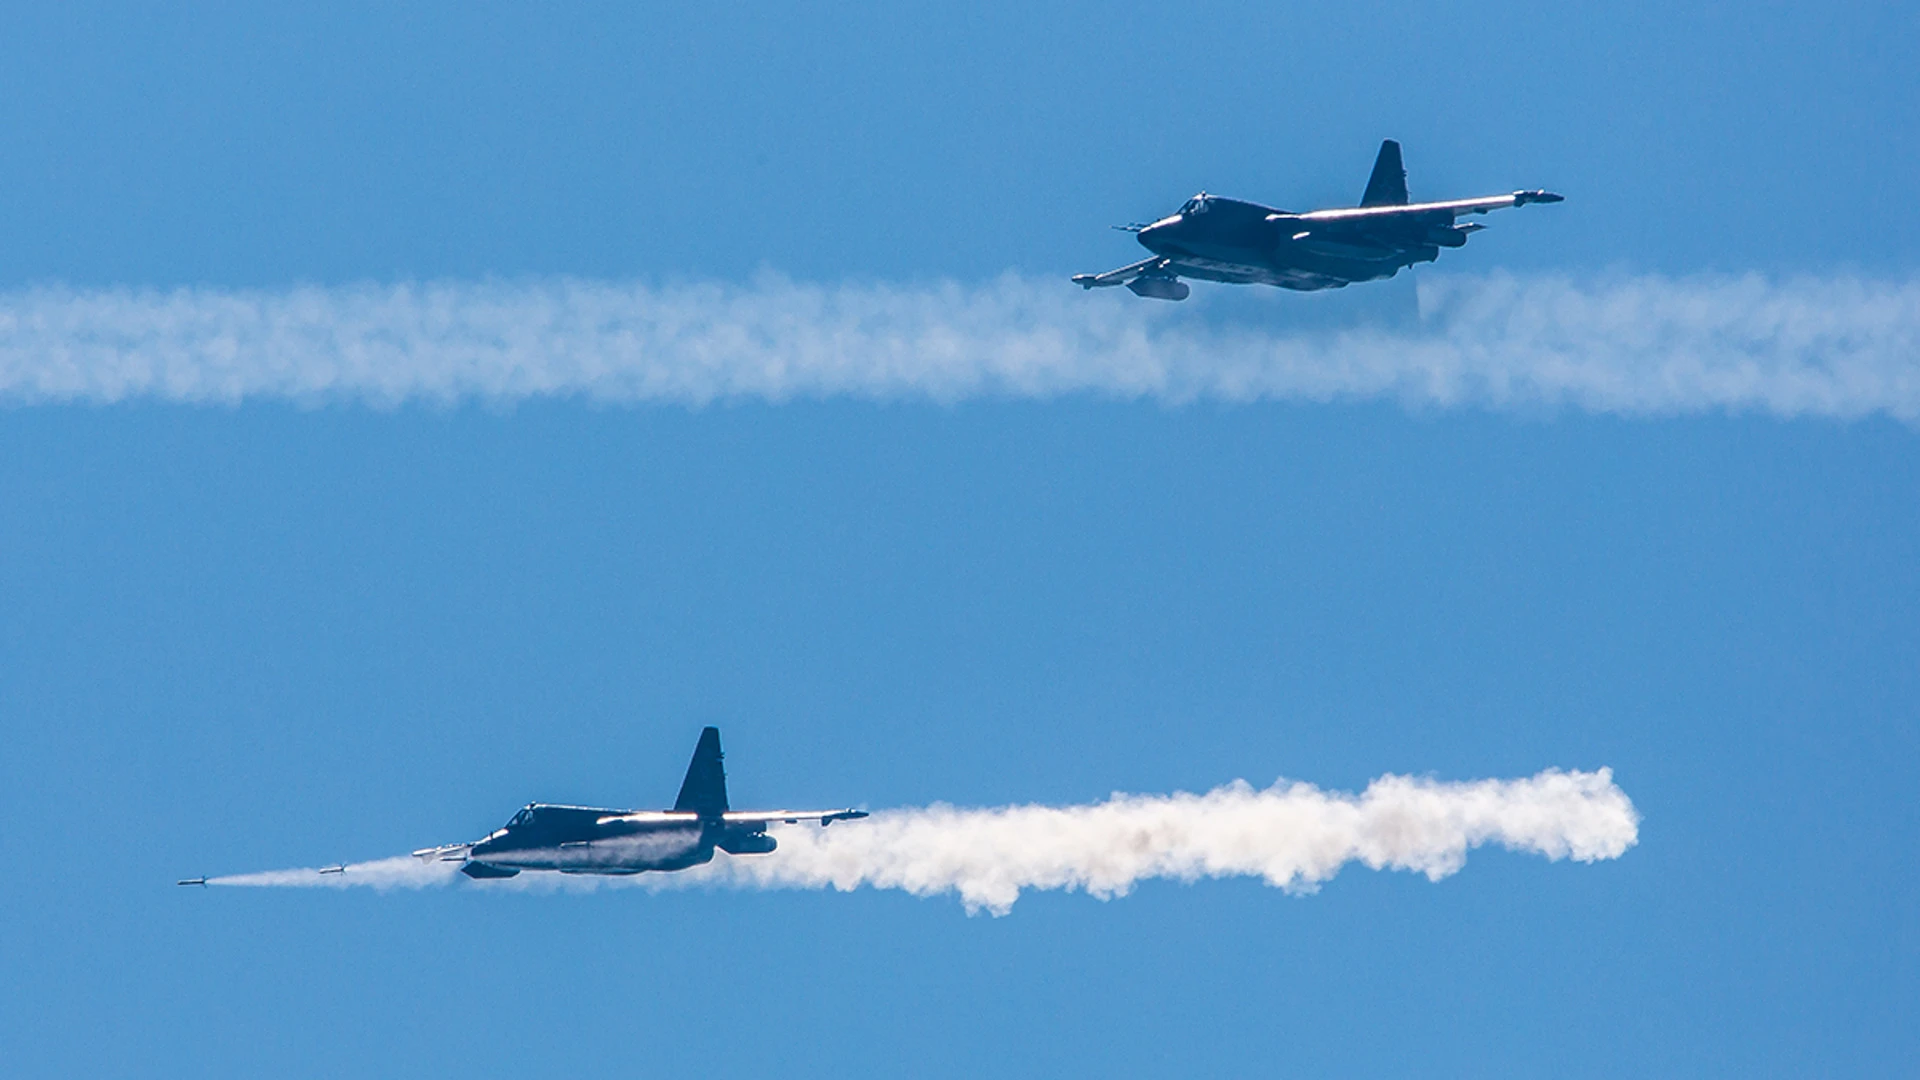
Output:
left=1425, top=222, right=1484, bottom=248
left=1127, top=276, right=1190, bottom=301
left=716, top=829, right=779, bottom=855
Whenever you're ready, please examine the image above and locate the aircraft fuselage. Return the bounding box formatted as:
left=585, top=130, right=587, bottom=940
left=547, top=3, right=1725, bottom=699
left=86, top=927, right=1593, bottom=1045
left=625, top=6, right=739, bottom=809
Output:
left=461, top=804, right=777, bottom=876
left=1133, top=195, right=1446, bottom=292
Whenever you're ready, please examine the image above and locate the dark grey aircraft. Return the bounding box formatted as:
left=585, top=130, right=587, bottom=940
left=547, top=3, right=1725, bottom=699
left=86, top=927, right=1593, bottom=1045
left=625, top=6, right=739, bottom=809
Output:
left=412, top=727, right=867, bottom=879
left=1073, top=140, right=1562, bottom=300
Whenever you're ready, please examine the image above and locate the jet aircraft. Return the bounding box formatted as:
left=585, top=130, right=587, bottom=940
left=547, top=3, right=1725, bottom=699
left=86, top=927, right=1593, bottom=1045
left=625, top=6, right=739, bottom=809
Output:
left=1073, top=140, right=1562, bottom=300
left=412, top=727, right=867, bottom=880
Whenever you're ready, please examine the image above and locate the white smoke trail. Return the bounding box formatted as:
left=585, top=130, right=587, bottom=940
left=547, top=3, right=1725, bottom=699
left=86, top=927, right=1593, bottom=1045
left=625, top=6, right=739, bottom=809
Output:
left=213, top=856, right=459, bottom=890
left=3, top=272, right=1915, bottom=418
left=213, top=767, right=1638, bottom=914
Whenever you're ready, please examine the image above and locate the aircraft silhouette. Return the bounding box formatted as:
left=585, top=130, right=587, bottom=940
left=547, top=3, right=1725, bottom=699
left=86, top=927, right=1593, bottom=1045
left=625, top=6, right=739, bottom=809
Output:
left=413, top=727, right=866, bottom=880
left=1074, top=139, right=1561, bottom=300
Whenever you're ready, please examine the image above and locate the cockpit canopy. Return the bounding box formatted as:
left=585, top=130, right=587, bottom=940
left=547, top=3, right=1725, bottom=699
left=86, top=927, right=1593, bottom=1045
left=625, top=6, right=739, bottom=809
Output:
left=509, top=805, right=537, bottom=827
left=1179, top=193, right=1212, bottom=215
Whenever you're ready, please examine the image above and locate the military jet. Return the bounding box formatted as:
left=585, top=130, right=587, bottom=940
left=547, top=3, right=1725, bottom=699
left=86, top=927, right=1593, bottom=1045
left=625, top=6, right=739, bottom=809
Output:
left=1073, top=140, right=1562, bottom=300
left=412, top=727, right=867, bottom=880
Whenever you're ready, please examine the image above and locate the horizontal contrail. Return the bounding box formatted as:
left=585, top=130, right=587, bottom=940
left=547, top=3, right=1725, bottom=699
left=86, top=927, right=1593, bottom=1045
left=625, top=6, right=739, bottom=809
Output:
left=4, top=272, right=1915, bottom=418
left=211, top=767, right=1638, bottom=914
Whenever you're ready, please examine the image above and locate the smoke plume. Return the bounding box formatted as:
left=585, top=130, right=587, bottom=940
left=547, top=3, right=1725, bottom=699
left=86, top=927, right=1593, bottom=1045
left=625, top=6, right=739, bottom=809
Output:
left=212, top=767, right=1638, bottom=914
left=4, top=272, right=1915, bottom=419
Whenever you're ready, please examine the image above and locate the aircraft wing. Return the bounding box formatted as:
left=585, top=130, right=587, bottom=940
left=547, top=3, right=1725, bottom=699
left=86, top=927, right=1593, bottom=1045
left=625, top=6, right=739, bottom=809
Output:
left=589, top=807, right=868, bottom=826
left=1072, top=256, right=1168, bottom=289
left=721, top=809, right=870, bottom=826
left=593, top=810, right=700, bottom=826
left=1275, top=190, right=1563, bottom=230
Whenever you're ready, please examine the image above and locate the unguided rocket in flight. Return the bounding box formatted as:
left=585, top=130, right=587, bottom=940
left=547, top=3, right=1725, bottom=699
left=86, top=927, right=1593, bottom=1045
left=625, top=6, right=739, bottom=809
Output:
left=1074, top=139, right=1562, bottom=300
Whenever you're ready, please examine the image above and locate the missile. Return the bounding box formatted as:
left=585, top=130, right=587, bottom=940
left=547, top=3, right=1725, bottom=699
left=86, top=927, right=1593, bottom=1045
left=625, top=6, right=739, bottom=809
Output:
left=177, top=877, right=208, bottom=887
left=318, top=864, right=346, bottom=875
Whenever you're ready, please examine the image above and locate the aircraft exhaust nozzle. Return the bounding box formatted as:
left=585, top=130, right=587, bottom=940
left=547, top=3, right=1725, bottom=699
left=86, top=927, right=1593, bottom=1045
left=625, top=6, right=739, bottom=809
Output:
left=717, top=829, right=779, bottom=856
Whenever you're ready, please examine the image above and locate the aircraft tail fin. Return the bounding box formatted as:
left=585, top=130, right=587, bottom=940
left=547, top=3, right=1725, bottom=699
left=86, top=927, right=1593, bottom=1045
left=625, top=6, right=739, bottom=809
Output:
left=673, top=727, right=730, bottom=815
left=1360, top=139, right=1409, bottom=206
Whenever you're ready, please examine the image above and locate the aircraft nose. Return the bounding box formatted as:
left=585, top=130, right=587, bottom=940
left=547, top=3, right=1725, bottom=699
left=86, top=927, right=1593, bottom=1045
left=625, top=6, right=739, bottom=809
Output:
left=1136, top=218, right=1175, bottom=250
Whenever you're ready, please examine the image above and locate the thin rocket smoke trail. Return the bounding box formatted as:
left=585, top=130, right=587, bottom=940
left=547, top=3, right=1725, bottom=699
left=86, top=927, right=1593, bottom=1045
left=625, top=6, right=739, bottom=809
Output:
left=213, top=767, right=1639, bottom=915
left=3, top=272, right=1916, bottom=418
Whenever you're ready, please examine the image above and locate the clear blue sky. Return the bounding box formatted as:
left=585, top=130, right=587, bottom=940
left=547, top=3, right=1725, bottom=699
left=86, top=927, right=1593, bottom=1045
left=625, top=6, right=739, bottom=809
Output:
left=2, top=5, right=1915, bottom=1077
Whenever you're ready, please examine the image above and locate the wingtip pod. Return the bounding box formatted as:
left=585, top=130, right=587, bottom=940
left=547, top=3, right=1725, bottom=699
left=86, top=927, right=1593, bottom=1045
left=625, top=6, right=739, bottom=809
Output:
left=1515, top=189, right=1565, bottom=205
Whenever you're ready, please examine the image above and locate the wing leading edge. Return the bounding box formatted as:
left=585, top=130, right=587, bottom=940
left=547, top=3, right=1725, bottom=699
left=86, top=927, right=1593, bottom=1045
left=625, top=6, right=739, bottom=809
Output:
left=594, top=808, right=869, bottom=826
left=1276, top=189, right=1563, bottom=229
